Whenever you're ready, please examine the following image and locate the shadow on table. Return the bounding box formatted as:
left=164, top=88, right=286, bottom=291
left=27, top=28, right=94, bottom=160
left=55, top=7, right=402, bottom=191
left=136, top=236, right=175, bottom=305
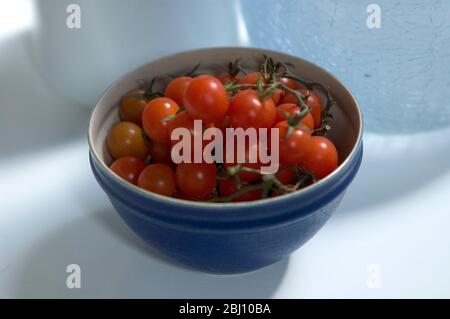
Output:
left=0, top=31, right=91, bottom=163
left=14, top=207, right=288, bottom=298
left=335, top=130, right=450, bottom=218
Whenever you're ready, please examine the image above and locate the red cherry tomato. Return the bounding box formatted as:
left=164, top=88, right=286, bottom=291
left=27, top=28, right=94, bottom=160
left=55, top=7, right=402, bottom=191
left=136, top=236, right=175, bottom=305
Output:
left=137, top=163, right=176, bottom=196
left=303, top=136, right=338, bottom=179
left=150, top=142, right=172, bottom=165
left=270, top=88, right=282, bottom=106
left=176, top=163, right=217, bottom=199
left=217, top=72, right=241, bottom=85
left=275, top=166, right=297, bottom=185
left=219, top=179, right=262, bottom=202
left=164, top=76, right=192, bottom=106
left=239, top=72, right=265, bottom=86
left=110, top=156, right=146, bottom=185
left=183, top=75, right=229, bottom=125
left=275, top=121, right=312, bottom=165
left=142, top=97, right=179, bottom=144
left=277, top=77, right=299, bottom=97
left=275, top=103, right=314, bottom=131
left=167, top=111, right=209, bottom=162
left=167, top=111, right=195, bottom=144
left=281, top=89, right=323, bottom=129
left=228, top=90, right=276, bottom=129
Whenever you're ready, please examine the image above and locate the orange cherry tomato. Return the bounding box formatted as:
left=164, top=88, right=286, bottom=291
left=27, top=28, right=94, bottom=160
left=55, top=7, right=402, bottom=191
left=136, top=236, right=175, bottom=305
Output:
left=107, top=121, right=149, bottom=160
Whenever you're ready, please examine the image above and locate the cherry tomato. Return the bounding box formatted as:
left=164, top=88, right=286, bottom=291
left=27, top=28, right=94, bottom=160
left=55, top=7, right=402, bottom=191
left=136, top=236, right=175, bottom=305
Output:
left=275, top=103, right=314, bottom=131
left=119, top=89, right=148, bottom=126
left=107, top=121, right=149, bottom=160
left=270, top=88, right=282, bottom=106
left=137, top=163, right=176, bottom=196
left=183, top=75, right=229, bottom=125
left=110, top=156, right=146, bottom=185
left=300, top=89, right=323, bottom=129
left=228, top=90, right=276, bottom=129
left=176, top=163, right=217, bottom=199
left=167, top=111, right=195, bottom=145
left=277, top=77, right=299, bottom=97
left=142, top=97, right=179, bottom=144
left=275, top=166, right=297, bottom=185
left=219, top=179, right=262, bottom=202
left=280, top=89, right=301, bottom=105
left=303, top=136, right=338, bottom=179
left=164, top=76, right=192, bottom=106
left=150, top=142, right=172, bottom=165
left=239, top=72, right=265, bottom=86
left=217, top=72, right=241, bottom=85
left=167, top=111, right=208, bottom=161
left=239, top=72, right=280, bottom=105
left=275, top=121, right=312, bottom=165
left=281, top=89, right=323, bottom=129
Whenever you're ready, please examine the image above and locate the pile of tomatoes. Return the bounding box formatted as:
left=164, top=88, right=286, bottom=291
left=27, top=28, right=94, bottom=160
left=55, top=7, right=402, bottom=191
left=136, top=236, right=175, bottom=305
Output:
left=105, top=57, right=339, bottom=202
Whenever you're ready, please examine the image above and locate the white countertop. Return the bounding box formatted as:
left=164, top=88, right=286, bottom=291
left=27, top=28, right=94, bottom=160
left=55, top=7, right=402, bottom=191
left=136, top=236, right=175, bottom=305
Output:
left=1, top=7, right=450, bottom=298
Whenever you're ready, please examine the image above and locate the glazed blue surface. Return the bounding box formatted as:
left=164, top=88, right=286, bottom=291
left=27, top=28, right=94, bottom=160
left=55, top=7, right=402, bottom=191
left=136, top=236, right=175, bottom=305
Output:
left=89, top=142, right=363, bottom=274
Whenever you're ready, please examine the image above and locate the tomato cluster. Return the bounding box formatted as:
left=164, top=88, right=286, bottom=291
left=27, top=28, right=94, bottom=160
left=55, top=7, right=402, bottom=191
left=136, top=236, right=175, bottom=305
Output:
left=106, top=57, right=339, bottom=202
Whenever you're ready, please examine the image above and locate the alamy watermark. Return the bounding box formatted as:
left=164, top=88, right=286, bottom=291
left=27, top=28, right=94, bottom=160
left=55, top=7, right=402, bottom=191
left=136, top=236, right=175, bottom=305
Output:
left=170, top=120, right=280, bottom=174
left=66, top=4, right=81, bottom=29
left=66, top=264, right=81, bottom=289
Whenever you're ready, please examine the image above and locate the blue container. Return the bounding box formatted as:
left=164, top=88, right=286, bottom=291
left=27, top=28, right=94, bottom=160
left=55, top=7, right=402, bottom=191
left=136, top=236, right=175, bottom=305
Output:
left=88, top=48, right=363, bottom=274
left=241, top=0, right=450, bottom=133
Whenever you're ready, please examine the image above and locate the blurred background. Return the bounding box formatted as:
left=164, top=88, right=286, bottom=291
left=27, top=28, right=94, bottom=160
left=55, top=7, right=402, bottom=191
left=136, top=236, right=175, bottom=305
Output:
left=1, top=0, right=450, bottom=298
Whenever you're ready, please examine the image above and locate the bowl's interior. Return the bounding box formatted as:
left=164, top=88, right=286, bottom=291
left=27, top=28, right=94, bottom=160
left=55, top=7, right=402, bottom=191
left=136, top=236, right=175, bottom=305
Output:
left=89, top=47, right=361, bottom=193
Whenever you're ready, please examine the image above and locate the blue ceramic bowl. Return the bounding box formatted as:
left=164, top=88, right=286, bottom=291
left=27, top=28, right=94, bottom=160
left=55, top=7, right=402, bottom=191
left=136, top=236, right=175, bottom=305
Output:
left=89, top=47, right=363, bottom=274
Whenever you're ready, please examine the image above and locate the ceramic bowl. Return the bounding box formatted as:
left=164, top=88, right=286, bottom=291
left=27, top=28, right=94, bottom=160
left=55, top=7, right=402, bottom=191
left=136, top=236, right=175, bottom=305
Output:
left=89, top=47, right=363, bottom=274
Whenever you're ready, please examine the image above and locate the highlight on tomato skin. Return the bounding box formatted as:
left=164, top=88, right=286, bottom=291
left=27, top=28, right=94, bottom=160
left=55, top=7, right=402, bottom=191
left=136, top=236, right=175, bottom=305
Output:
left=142, top=97, right=180, bottom=144
left=183, top=75, right=229, bottom=125
left=228, top=90, right=277, bottom=129
left=104, top=55, right=340, bottom=203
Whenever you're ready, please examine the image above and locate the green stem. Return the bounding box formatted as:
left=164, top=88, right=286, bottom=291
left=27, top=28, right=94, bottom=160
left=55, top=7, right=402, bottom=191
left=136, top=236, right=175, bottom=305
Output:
left=210, top=184, right=266, bottom=203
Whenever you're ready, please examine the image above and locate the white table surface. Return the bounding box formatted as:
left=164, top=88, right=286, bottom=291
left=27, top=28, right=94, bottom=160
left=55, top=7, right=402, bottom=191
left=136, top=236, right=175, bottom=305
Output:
left=1, top=8, right=450, bottom=299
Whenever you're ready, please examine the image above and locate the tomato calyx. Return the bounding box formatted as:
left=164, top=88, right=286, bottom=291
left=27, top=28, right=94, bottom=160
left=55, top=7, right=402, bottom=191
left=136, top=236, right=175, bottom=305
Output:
left=128, top=77, right=164, bottom=100
left=226, top=59, right=245, bottom=79
left=168, top=63, right=201, bottom=78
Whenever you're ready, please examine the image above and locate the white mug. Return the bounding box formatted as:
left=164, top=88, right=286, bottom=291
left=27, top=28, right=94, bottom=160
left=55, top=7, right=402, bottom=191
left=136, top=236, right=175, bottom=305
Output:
left=30, top=0, right=249, bottom=106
